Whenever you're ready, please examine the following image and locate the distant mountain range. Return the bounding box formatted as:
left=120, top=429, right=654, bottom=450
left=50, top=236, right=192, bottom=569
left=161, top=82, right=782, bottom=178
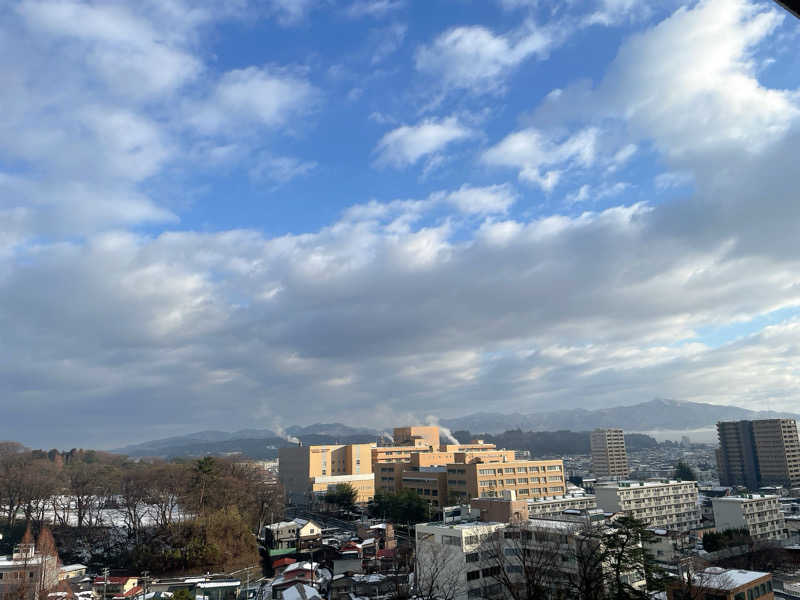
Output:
left=113, top=423, right=382, bottom=459
left=113, top=399, right=800, bottom=459
left=440, top=398, right=800, bottom=434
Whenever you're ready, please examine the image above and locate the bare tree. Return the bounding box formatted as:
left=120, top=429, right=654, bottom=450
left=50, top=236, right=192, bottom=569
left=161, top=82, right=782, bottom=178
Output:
left=119, top=466, right=149, bottom=543
left=147, top=462, right=188, bottom=528
left=566, top=524, right=610, bottom=600
left=36, top=526, right=60, bottom=599
left=478, top=524, right=563, bottom=600
left=414, top=537, right=467, bottom=600
left=667, top=560, right=734, bottom=600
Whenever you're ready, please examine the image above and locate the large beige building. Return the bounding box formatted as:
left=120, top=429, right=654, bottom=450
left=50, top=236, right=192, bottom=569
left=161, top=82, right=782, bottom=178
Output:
left=393, top=426, right=440, bottom=448
left=591, top=428, right=629, bottom=478
left=280, top=425, right=567, bottom=510
left=595, top=480, right=701, bottom=531
left=717, top=419, right=800, bottom=489
left=279, top=443, right=375, bottom=505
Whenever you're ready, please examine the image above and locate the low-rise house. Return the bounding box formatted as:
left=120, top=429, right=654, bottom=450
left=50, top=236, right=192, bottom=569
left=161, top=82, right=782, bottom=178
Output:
left=92, top=578, right=139, bottom=600
left=329, top=573, right=406, bottom=600
left=279, top=584, right=321, bottom=600
left=270, top=563, right=330, bottom=599
left=58, top=566, right=88, bottom=582
left=265, top=519, right=323, bottom=550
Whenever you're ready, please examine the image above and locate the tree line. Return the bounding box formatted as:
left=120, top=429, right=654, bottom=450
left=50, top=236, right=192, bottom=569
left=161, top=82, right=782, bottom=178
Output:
left=0, top=442, right=284, bottom=574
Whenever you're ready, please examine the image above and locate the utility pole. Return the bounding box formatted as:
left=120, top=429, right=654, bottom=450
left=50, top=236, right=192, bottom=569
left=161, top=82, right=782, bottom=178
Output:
left=102, top=567, right=110, bottom=600
left=142, top=571, right=149, bottom=600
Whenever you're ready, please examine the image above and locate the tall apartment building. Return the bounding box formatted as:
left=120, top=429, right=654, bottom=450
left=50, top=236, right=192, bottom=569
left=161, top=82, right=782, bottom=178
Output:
left=712, top=495, right=787, bottom=542
left=594, top=480, right=701, bottom=530
left=279, top=443, right=375, bottom=505
left=591, top=428, right=629, bottom=478
left=717, top=419, right=800, bottom=489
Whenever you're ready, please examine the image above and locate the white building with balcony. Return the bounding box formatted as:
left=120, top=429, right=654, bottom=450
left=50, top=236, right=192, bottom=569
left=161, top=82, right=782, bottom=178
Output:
left=712, top=495, right=786, bottom=542
left=594, top=480, right=701, bottom=530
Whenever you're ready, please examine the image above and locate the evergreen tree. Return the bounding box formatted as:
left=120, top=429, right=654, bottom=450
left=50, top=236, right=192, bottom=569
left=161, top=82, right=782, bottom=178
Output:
left=673, top=461, right=697, bottom=481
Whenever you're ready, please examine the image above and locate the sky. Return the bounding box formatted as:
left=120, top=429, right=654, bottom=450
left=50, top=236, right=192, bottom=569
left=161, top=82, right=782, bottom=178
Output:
left=1, top=0, right=799, bottom=449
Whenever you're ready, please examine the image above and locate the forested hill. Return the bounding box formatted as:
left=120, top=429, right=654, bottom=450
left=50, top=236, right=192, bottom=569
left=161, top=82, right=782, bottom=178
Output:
left=452, top=429, right=659, bottom=457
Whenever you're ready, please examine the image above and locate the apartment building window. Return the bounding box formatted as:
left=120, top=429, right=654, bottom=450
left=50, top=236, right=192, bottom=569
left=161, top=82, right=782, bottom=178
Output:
left=505, top=479, right=516, bottom=485
left=467, top=570, right=481, bottom=582
left=518, top=478, right=528, bottom=484
left=442, top=535, right=460, bottom=546
left=547, top=465, right=561, bottom=471
left=466, top=552, right=479, bottom=563
left=504, top=468, right=515, bottom=473
left=516, top=467, right=527, bottom=473
left=518, top=488, right=529, bottom=495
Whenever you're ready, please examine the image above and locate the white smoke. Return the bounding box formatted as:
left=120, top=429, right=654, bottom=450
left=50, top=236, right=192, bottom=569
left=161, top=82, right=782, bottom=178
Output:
left=379, top=431, right=394, bottom=443
left=424, top=415, right=458, bottom=444
left=274, top=424, right=301, bottom=445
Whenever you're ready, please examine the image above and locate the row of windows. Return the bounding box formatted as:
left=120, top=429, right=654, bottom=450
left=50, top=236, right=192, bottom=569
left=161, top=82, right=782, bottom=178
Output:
left=478, top=466, right=546, bottom=475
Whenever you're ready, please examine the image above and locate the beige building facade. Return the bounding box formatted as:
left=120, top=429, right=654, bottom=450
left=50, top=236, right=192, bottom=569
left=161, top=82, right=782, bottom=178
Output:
left=591, top=428, right=629, bottom=478
left=279, top=443, right=375, bottom=504
left=717, top=419, right=800, bottom=489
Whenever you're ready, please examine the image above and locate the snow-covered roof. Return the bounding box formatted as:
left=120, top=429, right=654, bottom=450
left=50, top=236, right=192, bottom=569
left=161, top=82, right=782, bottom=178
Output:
left=281, top=583, right=321, bottom=600
left=196, top=581, right=240, bottom=589
left=284, top=561, right=320, bottom=574
left=692, top=568, right=770, bottom=590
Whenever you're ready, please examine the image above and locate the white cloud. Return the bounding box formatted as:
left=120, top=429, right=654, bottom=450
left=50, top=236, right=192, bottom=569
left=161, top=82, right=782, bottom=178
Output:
left=250, top=154, right=318, bottom=184
left=439, top=184, right=518, bottom=215
left=17, top=0, right=202, bottom=98
left=415, top=23, right=555, bottom=93
left=482, top=127, right=599, bottom=190
left=346, top=0, right=405, bottom=18
left=371, top=23, right=407, bottom=64
left=267, top=0, right=318, bottom=25
left=655, top=171, right=693, bottom=190
left=565, top=181, right=629, bottom=205
left=584, top=0, right=649, bottom=26
left=374, top=117, right=473, bottom=168
left=189, top=66, right=318, bottom=134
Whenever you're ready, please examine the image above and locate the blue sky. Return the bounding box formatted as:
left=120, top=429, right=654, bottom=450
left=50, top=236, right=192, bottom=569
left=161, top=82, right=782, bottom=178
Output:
left=1, top=0, right=800, bottom=448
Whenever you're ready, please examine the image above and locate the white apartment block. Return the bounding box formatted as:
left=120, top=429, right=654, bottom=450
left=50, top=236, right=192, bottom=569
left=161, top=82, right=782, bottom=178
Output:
left=416, top=518, right=646, bottom=600
left=712, top=495, right=787, bottom=542
left=591, top=428, right=629, bottom=478
left=595, top=480, right=701, bottom=530
left=527, top=494, right=598, bottom=518
left=415, top=521, right=506, bottom=600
